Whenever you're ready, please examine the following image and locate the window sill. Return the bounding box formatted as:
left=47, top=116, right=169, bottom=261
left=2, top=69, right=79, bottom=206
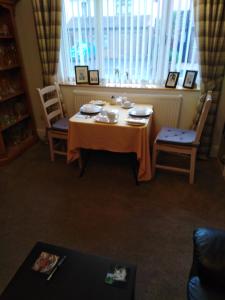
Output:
left=59, top=81, right=200, bottom=92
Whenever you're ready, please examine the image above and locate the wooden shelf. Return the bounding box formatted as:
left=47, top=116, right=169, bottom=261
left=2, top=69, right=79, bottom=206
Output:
left=0, top=1, right=37, bottom=165
left=0, top=64, right=20, bottom=71
left=0, top=35, right=13, bottom=39
left=0, top=114, right=30, bottom=131
left=0, top=135, right=37, bottom=165
left=0, top=90, right=24, bottom=103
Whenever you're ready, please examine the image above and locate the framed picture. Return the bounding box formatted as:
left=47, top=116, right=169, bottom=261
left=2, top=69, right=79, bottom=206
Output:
left=75, top=66, right=89, bottom=84
left=88, top=70, right=99, bottom=85
left=183, top=70, right=198, bottom=89
left=165, top=72, right=180, bottom=88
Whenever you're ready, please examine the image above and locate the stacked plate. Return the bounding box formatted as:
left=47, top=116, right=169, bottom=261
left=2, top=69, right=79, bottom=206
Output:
left=89, top=100, right=106, bottom=106
left=80, top=104, right=102, bottom=114
left=125, top=118, right=147, bottom=126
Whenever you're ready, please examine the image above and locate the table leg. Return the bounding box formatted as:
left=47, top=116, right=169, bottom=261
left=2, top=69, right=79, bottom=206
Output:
left=130, top=153, right=139, bottom=186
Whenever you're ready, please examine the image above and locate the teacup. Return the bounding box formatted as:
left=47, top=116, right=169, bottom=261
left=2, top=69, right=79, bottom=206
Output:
left=107, top=110, right=117, bottom=122
left=123, top=100, right=132, bottom=108
left=120, top=96, right=127, bottom=105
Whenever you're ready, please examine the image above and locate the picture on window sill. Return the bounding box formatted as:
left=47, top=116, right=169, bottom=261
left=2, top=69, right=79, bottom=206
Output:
left=75, top=66, right=89, bottom=84
left=165, top=72, right=179, bottom=88
left=89, top=70, right=99, bottom=85
left=183, top=70, right=198, bottom=89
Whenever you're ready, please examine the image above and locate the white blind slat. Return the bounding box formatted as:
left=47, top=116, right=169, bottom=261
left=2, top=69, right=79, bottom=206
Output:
left=59, top=0, right=199, bottom=86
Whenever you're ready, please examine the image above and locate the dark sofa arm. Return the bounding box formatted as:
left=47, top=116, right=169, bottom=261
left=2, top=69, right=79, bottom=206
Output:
left=191, top=227, right=225, bottom=289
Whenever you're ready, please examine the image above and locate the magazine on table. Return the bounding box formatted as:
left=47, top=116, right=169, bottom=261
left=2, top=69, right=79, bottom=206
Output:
left=32, top=251, right=61, bottom=276
left=105, top=265, right=129, bottom=288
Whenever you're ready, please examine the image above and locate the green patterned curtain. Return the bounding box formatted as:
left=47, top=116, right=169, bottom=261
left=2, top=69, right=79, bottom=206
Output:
left=32, top=0, right=62, bottom=85
left=194, top=0, right=225, bottom=157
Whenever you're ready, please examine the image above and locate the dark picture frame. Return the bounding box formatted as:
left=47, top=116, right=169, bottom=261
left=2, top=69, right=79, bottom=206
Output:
left=165, top=72, right=180, bottom=88
left=88, top=70, right=99, bottom=85
left=183, top=70, right=198, bottom=89
left=75, top=65, right=89, bottom=84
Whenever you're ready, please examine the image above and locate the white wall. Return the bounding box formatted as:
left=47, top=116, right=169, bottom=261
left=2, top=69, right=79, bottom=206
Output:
left=61, top=84, right=200, bottom=129
left=211, top=77, right=225, bottom=156
left=15, top=0, right=44, bottom=138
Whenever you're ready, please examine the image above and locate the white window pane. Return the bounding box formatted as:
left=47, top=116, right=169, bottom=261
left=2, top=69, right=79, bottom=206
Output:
left=59, top=0, right=199, bottom=86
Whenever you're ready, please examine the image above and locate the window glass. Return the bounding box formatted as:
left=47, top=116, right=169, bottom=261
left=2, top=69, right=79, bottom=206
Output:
left=58, top=0, right=199, bottom=86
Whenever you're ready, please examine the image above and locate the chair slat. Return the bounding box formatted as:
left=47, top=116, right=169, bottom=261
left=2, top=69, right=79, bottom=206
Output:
left=152, top=90, right=212, bottom=184
left=195, top=91, right=212, bottom=143
left=36, top=83, right=68, bottom=162
left=48, top=109, right=62, bottom=121
left=44, top=97, right=59, bottom=108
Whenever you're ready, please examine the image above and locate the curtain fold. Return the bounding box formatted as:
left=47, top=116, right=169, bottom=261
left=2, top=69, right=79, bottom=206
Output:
left=194, top=0, right=225, bottom=156
left=32, top=0, right=62, bottom=85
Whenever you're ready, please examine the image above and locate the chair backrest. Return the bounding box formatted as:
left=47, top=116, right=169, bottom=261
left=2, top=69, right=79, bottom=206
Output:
left=37, top=84, right=64, bottom=128
left=194, top=91, right=212, bottom=143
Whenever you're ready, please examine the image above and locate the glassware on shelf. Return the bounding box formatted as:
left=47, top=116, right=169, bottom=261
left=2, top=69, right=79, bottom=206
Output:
left=0, top=23, right=10, bottom=36
left=9, top=43, right=17, bottom=64
left=0, top=46, right=5, bottom=66
left=0, top=78, right=11, bottom=97
left=14, top=101, right=26, bottom=118
left=0, top=43, right=17, bottom=68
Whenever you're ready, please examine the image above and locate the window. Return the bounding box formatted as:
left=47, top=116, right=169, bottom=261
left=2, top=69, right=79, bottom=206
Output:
left=58, top=0, right=199, bottom=86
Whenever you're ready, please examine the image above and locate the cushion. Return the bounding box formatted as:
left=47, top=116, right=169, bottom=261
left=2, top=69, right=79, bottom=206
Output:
left=156, top=127, right=196, bottom=145
left=193, top=227, right=225, bottom=290
left=188, top=276, right=225, bottom=300
left=52, top=117, right=69, bottom=132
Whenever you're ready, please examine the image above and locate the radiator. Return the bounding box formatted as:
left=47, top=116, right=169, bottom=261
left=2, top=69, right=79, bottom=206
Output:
left=73, top=90, right=183, bottom=130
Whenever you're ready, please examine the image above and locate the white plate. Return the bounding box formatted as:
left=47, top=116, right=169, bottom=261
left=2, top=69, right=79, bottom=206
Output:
left=125, top=118, right=147, bottom=126
left=128, top=107, right=153, bottom=117
left=89, top=100, right=106, bottom=106
left=80, top=104, right=102, bottom=114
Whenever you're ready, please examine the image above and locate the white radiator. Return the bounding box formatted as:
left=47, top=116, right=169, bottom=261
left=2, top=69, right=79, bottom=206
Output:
left=73, top=90, right=183, bottom=130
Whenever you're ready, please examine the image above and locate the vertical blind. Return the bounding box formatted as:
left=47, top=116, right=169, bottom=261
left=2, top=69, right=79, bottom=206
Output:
left=58, top=0, right=199, bottom=85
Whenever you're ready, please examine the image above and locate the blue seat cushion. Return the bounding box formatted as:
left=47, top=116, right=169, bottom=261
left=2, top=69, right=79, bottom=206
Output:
left=52, top=117, right=69, bottom=132
left=156, top=127, right=196, bottom=145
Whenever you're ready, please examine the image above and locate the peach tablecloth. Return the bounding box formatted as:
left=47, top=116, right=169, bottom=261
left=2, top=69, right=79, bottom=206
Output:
left=67, top=104, right=153, bottom=182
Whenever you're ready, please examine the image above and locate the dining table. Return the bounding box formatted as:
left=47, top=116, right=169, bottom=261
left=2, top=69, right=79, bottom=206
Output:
left=67, top=102, right=154, bottom=182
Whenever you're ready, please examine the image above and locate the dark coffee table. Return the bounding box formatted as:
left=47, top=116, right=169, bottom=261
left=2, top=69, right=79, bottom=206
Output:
left=0, top=242, right=136, bottom=300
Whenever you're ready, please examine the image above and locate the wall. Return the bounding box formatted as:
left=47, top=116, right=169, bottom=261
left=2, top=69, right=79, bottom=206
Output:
left=15, top=0, right=44, bottom=138
left=211, top=77, right=225, bottom=156
left=14, top=0, right=225, bottom=157
left=60, top=84, right=200, bottom=128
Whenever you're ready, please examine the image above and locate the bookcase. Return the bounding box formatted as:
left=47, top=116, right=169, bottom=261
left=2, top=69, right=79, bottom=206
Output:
left=0, top=0, right=36, bottom=165
left=218, top=123, right=225, bottom=177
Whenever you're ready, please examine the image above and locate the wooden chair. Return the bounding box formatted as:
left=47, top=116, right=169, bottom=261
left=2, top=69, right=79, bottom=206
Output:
left=37, top=84, right=68, bottom=161
left=152, top=91, right=212, bottom=184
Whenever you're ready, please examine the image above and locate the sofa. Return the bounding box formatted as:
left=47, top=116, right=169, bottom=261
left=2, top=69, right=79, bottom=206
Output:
left=187, top=227, right=225, bottom=300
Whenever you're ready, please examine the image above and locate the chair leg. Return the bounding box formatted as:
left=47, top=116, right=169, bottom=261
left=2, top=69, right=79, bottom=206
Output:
left=152, top=142, right=158, bottom=177
left=48, top=133, right=55, bottom=162
left=189, top=148, right=197, bottom=184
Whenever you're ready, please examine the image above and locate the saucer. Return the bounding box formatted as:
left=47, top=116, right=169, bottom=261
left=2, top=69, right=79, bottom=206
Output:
left=89, top=100, right=106, bottom=106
